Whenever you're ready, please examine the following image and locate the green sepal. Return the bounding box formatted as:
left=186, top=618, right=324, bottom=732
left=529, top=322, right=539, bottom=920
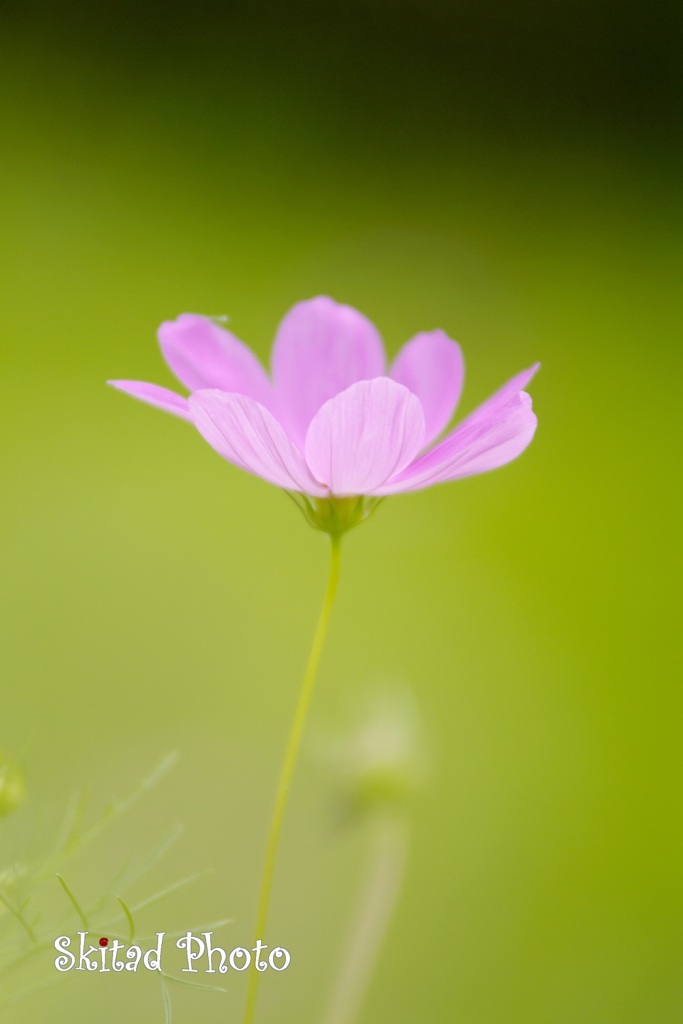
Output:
left=286, top=493, right=384, bottom=536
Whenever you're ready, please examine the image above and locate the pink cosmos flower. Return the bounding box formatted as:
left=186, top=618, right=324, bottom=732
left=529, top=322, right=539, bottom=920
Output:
left=110, top=297, right=537, bottom=530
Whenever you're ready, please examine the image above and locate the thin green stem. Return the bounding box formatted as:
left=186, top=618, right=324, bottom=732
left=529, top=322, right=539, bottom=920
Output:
left=324, top=814, right=409, bottom=1024
left=243, top=534, right=342, bottom=1024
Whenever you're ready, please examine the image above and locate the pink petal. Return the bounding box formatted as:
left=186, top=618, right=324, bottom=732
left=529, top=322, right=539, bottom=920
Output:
left=108, top=380, right=190, bottom=419
left=159, top=314, right=273, bottom=407
left=390, top=330, right=464, bottom=444
left=271, top=297, right=386, bottom=447
left=188, top=390, right=327, bottom=495
left=375, top=364, right=539, bottom=494
left=304, top=379, right=425, bottom=496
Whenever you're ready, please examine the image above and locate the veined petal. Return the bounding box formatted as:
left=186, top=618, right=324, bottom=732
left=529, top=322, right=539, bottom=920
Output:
left=271, top=296, right=386, bottom=446
left=305, top=378, right=425, bottom=496
left=159, top=314, right=273, bottom=407
left=390, top=330, right=464, bottom=444
left=107, top=380, right=190, bottom=419
left=188, top=390, right=327, bottom=495
left=376, top=364, right=539, bottom=494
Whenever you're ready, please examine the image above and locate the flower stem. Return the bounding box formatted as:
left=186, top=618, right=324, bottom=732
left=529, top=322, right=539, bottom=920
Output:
left=243, top=533, right=342, bottom=1024
left=324, top=814, right=409, bottom=1024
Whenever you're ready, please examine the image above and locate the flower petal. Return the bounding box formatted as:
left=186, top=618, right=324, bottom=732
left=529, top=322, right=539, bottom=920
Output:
left=271, top=297, right=386, bottom=446
left=188, top=390, right=327, bottom=495
left=107, top=380, right=190, bottom=419
left=390, top=330, right=464, bottom=444
left=304, top=378, right=425, bottom=496
left=375, top=364, right=539, bottom=494
left=159, top=314, right=273, bottom=406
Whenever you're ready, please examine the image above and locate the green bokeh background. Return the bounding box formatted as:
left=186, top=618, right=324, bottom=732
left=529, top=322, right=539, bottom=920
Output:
left=2, top=2, right=681, bottom=1021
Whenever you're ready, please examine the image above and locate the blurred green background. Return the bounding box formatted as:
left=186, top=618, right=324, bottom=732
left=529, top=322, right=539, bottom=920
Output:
left=1, top=0, right=682, bottom=1021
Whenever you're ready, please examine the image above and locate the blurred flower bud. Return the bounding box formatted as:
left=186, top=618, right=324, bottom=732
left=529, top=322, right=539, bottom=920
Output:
left=0, top=755, right=26, bottom=818
left=320, top=686, right=427, bottom=821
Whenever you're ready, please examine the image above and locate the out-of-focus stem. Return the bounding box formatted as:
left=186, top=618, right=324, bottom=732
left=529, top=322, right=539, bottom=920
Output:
left=242, top=534, right=342, bottom=1024
left=324, top=814, right=409, bottom=1024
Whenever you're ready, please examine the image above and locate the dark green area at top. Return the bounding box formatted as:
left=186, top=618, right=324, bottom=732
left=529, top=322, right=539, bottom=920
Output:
left=5, top=0, right=683, bottom=149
